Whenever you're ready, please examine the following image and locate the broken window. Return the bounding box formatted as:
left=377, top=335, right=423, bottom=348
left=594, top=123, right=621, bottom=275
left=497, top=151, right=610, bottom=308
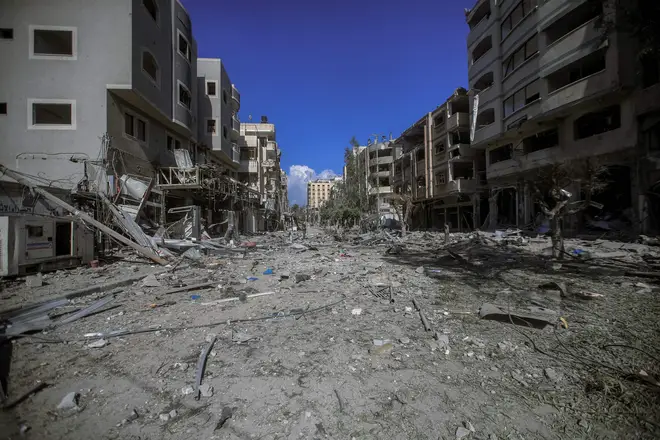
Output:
left=206, top=81, right=217, bottom=96
left=166, top=135, right=180, bottom=151
left=453, top=162, right=474, bottom=179
left=501, top=0, right=537, bottom=39
left=178, top=83, right=191, bottom=109
left=476, top=108, right=495, bottom=128
left=32, top=102, right=73, bottom=126
left=523, top=128, right=558, bottom=154
left=177, top=32, right=191, bottom=61
left=503, top=79, right=540, bottom=117
left=434, top=112, right=445, bottom=127
left=142, top=50, right=159, bottom=84
left=137, top=119, right=147, bottom=142
left=547, top=49, right=606, bottom=92
left=503, top=34, right=538, bottom=77
left=472, top=35, right=492, bottom=64
left=474, top=72, right=494, bottom=91
left=545, top=1, right=601, bottom=45
left=207, top=119, right=217, bottom=135
left=574, top=105, right=621, bottom=139
left=33, top=28, right=74, bottom=56
left=27, top=225, right=43, bottom=237
left=125, top=113, right=134, bottom=136
left=489, top=144, right=513, bottom=164
left=467, top=0, right=491, bottom=29
left=435, top=172, right=446, bottom=185
left=143, top=0, right=158, bottom=22
left=641, top=54, right=660, bottom=88
left=435, top=142, right=445, bottom=155
left=450, top=131, right=471, bottom=145
left=416, top=148, right=425, bottom=161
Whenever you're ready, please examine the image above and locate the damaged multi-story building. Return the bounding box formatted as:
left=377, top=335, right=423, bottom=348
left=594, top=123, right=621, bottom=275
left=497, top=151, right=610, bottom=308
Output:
left=465, top=0, right=660, bottom=234
left=354, top=138, right=402, bottom=215
left=0, top=0, right=286, bottom=274
left=239, top=117, right=286, bottom=231
left=391, top=90, right=487, bottom=230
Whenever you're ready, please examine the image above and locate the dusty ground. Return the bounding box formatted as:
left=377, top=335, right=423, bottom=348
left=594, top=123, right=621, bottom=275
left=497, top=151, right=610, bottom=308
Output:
left=1, top=227, right=659, bottom=440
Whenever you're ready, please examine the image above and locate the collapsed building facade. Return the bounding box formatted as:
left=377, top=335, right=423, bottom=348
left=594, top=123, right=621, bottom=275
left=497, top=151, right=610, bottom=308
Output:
left=465, top=0, right=660, bottom=235
left=0, top=0, right=287, bottom=275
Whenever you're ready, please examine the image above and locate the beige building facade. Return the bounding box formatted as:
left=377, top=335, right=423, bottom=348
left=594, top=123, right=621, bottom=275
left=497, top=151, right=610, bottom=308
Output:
left=307, top=179, right=334, bottom=209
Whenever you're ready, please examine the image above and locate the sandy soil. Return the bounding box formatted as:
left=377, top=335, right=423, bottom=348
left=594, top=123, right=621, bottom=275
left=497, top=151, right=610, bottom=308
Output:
left=1, top=228, right=659, bottom=440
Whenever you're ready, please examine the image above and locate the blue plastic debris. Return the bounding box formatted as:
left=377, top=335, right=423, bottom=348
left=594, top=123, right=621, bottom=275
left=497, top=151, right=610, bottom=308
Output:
left=263, top=268, right=273, bottom=275
left=247, top=277, right=258, bottom=282
left=191, top=294, right=201, bottom=300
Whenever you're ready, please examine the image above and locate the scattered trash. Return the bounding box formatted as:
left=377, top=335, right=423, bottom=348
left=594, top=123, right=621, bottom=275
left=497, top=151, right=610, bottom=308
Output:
left=399, top=337, right=411, bottom=344
left=181, top=385, right=195, bottom=395
left=190, top=294, right=201, bottom=300
left=369, top=339, right=393, bottom=355
left=214, top=406, right=233, bottom=430
left=182, top=247, right=202, bottom=260
left=415, top=266, right=425, bottom=274
left=263, top=268, right=273, bottom=275
left=86, top=339, right=108, bottom=349
left=199, top=383, right=214, bottom=397
left=351, top=308, right=362, bottom=316
left=456, top=426, right=471, bottom=439
left=194, top=336, right=216, bottom=401
left=141, top=274, right=162, bottom=288
left=26, top=273, right=43, bottom=288
left=295, top=273, right=311, bottom=283
left=246, top=277, right=258, bottom=282
left=57, top=392, right=80, bottom=411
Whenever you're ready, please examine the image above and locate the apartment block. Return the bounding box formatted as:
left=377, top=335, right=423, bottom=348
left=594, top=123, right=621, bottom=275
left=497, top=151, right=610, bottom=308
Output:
left=307, top=179, right=338, bottom=209
left=391, top=90, right=486, bottom=230
left=197, top=58, right=241, bottom=169
left=239, top=117, right=286, bottom=230
left=0, top=0, right=264, bottom=234
left=354, top=139, right=401, bottom=214
left=465, top=0, right=642, bottom=231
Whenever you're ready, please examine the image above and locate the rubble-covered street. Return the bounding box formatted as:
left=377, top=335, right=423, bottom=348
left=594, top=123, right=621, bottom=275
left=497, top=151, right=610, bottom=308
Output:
left=1, top=228, right=660, bottom=440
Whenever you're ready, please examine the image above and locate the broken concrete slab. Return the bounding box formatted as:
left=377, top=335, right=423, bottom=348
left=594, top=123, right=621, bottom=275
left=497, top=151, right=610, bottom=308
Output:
left=26, top=273, right=43, bottom=288
left=57, top=392, right=80, bottom=411
left=141, top=274, right=162, bottom=288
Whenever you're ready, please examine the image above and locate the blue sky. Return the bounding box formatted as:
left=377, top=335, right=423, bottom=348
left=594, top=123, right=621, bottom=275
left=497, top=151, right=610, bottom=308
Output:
left=183, top=0, right=475, bottom=203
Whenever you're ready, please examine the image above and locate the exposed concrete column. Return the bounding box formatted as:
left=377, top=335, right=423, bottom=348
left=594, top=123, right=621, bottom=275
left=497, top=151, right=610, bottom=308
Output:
left=472, top=194, right=480, bottom=230
left=488, top=190, right=498, bottom=230
left=425, top=113, right=432, bottom=198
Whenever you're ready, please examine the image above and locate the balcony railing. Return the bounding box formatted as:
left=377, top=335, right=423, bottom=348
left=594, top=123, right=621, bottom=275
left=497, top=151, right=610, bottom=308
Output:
left=231, top=84, right=240, bottom=110
left=231, top=115, right=240, bottom=140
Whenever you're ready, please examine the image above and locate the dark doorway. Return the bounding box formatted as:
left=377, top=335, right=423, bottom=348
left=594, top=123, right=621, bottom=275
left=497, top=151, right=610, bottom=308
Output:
left=55, top=222, right=72, bottom=256
left=497, top=188, right=517, bottom=226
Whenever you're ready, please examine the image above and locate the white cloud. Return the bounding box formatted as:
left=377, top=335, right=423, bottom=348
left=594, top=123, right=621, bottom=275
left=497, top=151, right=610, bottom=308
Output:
left=287, top=165, right=339, bottom=206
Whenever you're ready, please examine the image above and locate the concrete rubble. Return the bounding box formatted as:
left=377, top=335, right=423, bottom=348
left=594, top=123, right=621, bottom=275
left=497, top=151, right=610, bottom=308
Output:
left=1, top=226, right=660, bottom=439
